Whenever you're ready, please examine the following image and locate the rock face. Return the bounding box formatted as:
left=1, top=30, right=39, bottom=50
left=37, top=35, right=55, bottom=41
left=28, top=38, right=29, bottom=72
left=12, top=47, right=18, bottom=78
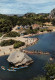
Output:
left=7, top=51, right=33, bottom=66
left=49, top=8, right=55, bottom=19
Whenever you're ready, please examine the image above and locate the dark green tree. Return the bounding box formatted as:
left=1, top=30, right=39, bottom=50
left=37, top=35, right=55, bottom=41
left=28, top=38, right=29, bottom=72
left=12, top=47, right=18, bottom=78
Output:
left=0, top=19, right=12, bottom=33
left=52, top=19, right=55, bottom=26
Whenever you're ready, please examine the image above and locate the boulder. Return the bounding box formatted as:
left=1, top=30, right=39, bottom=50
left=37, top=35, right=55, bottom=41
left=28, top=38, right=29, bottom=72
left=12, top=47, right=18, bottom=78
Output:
left=7, top=51, right=33, bottom=66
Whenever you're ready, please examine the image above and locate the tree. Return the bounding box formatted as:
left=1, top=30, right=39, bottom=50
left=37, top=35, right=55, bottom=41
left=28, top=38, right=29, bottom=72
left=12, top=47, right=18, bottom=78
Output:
left=52, top=19, right=55, bottom=26
left=45, top=63, right=55, bottom=80
left=9, top=15, right=18, bottom=26
left=0, top=19, right=12, bottom=33
left=4, top=31, right=20, bottom=37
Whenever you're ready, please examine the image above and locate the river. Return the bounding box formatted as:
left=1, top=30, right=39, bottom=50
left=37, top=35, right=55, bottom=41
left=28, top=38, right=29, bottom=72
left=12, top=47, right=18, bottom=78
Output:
left=0, top=32, right=55, bottom=80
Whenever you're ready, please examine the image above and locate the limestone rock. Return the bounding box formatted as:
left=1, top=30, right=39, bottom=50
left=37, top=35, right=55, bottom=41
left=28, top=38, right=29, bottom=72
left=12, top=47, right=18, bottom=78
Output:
left=7, top=51, right=33, bottom=66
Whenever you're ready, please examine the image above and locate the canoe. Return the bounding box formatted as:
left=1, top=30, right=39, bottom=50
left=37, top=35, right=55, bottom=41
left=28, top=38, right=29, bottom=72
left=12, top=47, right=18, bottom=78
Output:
left=11, top=66, right=28, bottom=69
left=19, top=66, right=28, bottom=69
left=1, top=66, right=5, bottom=70
left=1, top=68, right=5, bottom=70
left=7, top=69, right=16, bottom=71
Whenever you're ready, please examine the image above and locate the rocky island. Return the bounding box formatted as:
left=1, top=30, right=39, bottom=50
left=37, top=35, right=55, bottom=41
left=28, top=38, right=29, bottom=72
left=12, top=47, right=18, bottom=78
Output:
left=7, top=51, right=33, bottom=66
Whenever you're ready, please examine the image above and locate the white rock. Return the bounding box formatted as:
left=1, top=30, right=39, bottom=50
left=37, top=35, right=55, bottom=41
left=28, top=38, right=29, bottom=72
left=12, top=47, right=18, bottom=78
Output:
left=7, top=51, right=33, bottom=66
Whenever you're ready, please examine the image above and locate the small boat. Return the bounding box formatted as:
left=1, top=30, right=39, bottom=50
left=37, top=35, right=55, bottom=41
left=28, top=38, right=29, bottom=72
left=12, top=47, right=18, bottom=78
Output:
left=20, top=66, right=28, bottom=69
left=1, top=66, right=5, bottom=70
left=11, top=67, right=20, bottom=69
left=11, top=66, right=28, bottom=69
left=7, top=69, right=16, bottom=72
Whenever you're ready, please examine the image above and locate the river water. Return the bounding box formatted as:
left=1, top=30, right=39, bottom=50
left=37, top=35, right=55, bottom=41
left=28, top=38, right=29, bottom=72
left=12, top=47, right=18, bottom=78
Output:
left=25, top=32, right=55, bottom=58
left=0, top=32, right=55, bottom=80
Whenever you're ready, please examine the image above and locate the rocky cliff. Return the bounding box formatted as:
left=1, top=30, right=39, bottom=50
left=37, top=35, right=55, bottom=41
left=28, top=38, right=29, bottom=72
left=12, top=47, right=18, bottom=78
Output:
left=49, top=8, right=55, bottom=19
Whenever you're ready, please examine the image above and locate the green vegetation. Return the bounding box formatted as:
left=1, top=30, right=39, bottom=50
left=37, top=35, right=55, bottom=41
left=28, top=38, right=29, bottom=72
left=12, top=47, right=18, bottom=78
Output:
left=9, top=15, right=19, bottom=26
left=31, top=63, right=55, bottom=80
left=0, top=13, right=54, bottom=34
left=52, top=19, right=55, bottom=26
left=26, top=27, right=52, bottom=34
left=0, top=39, right=25, bottom=48
left=0, top=39, right=16, bottom=46
left=39, top=28, right=52, bottom=32
left=14, top=41, right=25, bottom=48
left=0, top=18, right=12, bottom=33
left=0, top=33, right=3, bottom=37
left=26, top=27, right=34, bottom=34
left=32, top=76, right=46, bottom=80
left=4, top=31, right=20, bottom=37
left=17, top=13, right=50, bottom=26
left=45, top=63, right=55, bottom=80
left=0, top=14, right=19, bottom=33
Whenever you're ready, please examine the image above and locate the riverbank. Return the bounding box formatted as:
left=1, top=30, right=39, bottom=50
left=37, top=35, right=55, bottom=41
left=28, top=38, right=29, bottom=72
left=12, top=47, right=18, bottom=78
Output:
left=0, top=35, right=38, bottom=56
left=0, top=30, right=55, bottom=56
left=24, top=29, right=55, bottom=38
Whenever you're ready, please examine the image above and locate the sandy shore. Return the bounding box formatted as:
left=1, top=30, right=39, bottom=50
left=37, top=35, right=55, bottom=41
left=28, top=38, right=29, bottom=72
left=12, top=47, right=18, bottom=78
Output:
left=0, top=30, right=54, bottom=56
left=0, top=35, right=38, bottom=56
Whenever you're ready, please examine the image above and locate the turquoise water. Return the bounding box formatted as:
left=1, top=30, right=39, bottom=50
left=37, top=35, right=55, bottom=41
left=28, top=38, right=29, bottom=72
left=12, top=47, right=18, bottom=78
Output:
left=0, top=32, right=55, bottom=80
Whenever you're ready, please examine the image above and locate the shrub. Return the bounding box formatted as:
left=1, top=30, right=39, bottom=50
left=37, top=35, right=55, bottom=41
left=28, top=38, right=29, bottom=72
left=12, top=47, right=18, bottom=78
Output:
left=0, top=39, right=25, bottom=48
left=0, top=33, right=3, bottom=37
left=14, top=41, right=25, bottom=48
left=0, top=19, right=12, bottom=33
left=44, top=63, right=55, bottom=80
left=4, top=31, right=20, bottom=37
left=32, top=76, right=46, bottom=80
left=52, top=19, right=55, bottom=26
left=0, top=39, right=16, bottom=46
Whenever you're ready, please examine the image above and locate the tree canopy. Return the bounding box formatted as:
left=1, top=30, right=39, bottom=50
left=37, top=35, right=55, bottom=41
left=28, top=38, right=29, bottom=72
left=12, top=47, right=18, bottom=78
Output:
left=0, top=18, right=12, bottom=33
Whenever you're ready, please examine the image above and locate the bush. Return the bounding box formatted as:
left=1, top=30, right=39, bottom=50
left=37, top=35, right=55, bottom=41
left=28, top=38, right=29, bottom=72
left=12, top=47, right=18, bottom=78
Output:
left=47, top=29, right=52, bottom=32
left=52, top=19, right=55, bottom=26
left=39, top=28, right=49, bottom=32
left=0, top=33, right=3, bottom=37
left=44, top=63, right=55, bottom=80
left=4, top=31, right=20, bottom=37
left=0, top=39, right=25, bottom=47
left=14, top=41, right=25, bottom=48
left=0, top=39, right=16, bottom=46
left=32, top=76, right=46, bottom=80
left=0, top=19, right=12, bottom=33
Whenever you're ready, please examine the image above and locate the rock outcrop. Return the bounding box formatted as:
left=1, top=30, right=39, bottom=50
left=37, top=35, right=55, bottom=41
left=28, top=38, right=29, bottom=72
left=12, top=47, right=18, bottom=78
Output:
left=49, top=8, right=55, bottom=19
left=7, top=51, right=33, bottom=66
